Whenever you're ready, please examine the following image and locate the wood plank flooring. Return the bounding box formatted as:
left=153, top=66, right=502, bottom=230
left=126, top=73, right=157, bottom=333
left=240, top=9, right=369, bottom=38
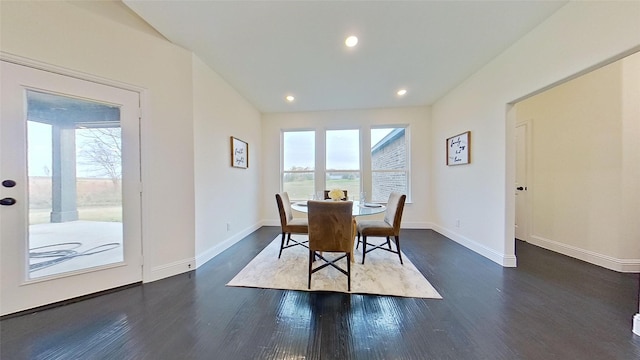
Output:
left=2, top=227, right=639, bottom=359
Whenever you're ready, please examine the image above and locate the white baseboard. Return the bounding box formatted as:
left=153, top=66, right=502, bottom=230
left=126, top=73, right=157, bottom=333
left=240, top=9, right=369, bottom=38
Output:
left=195, top=222, right=263, bottom=268
left=634, top=314, right=640, bottom=336
left=529, top=235, right=640, bottom=273
left=264, top=218, right=433, bottom=230
left=144, top=222, right=262, bottom=283
left=196, top=219, right=513, bottom=273
left=263, top=219, right=433, bottom=230
left=432, top=225, right=517, bottom=267
left=146, top=257, right=195, bottom=283
left=262, top=219, right=280, bottom=227
left=401, top=221, right=433, bottom=229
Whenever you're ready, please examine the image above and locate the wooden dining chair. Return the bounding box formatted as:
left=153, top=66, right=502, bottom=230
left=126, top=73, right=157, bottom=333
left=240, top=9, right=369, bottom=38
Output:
left=323, top=190, right=348, bottom=200
left=307, top=200, right=354, bottom=291
left=275, top=192, right=308, bottom=258
left=356, top=192, right=406, bottom=265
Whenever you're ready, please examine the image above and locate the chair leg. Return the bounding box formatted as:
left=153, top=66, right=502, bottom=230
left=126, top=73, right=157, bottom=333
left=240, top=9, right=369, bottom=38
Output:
left=395, top=236, right=403, bottom=265
left=347, top=252, right=351, bottom=291
left=356, top=232, right=361, bottom=249
left=286, top=233, right=291, bottom=245
left=386, top=236, right=392, bottom=249
left=278, top=232, right=286, bottom=259
left=362, top=235, right=367, bottom=264
left=308, top=250, right=313, bottom=289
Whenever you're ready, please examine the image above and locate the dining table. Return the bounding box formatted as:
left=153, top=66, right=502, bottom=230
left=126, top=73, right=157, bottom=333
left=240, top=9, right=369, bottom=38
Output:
left=291, top=200, right=386, bottom=262
left=291, top=200, right=386, bottom=216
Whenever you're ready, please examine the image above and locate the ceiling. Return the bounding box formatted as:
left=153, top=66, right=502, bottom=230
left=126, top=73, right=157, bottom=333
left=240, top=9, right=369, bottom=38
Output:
left=123, top=1, right=567, bottom=113
left=27, top=90, right=120, bottom=128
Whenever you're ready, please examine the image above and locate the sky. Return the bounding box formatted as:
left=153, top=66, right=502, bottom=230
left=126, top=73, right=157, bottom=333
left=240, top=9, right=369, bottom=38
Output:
left=27, top=122, right=116, bottom=178
left=30, top=125, right=394, bottom=176
left=283, top=128, right=393, bottom=170
left=27, top=122, right=53, bottom=177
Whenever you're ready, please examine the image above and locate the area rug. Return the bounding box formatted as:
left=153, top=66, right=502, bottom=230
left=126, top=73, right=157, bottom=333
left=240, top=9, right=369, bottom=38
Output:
left=227, top=235, right=442, bottom=299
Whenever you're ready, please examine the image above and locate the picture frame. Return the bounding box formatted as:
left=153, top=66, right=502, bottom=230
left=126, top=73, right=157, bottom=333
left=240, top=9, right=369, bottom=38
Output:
left=231, top=136, right=249, bottom=169
left=446, top=131, right=470, bottom=166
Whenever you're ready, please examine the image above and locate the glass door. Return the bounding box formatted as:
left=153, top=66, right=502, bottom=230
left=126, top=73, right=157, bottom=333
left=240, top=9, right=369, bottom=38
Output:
left=1, top=60, right=142, bottom=316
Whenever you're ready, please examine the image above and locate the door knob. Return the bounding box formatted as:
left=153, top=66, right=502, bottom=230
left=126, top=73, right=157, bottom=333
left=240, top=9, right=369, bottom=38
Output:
left=0, top=198, right=16, bottom=206
left=2, top=180, right=16, bottom=188
left=516, top=186, right=524, bottom=191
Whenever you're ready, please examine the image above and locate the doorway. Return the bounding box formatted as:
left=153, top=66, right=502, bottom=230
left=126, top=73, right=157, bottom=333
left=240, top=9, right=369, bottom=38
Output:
left=515, top=121, right=529, bottom=242
left=508, top=50, right=640, bottom=272
left=0, top=60, right=143, bottom=316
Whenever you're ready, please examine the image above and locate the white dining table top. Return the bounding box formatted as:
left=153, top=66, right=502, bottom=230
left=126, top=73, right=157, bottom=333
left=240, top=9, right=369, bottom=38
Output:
left=291, top=200, right=386, bottom=216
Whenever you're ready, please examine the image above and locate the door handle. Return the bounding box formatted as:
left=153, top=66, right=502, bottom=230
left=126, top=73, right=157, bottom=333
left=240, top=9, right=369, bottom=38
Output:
left=2, top=180, right=16, bottom=188
left=0, top=197, right=16, bottom=206
left=516, top=186, right=524, bottom=191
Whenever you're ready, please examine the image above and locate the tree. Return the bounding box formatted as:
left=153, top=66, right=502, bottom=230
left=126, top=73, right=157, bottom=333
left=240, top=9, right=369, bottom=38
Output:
left=77, top=127, right=121, bottom=186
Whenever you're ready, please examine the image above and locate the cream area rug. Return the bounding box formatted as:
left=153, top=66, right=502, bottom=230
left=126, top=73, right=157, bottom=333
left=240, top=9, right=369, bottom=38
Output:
left=227, top=235, right=442, bottom=299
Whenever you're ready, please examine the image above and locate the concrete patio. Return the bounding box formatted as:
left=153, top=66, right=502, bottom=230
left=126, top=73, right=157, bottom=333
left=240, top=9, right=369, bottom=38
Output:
left=28, top=221, right=123, bottom=278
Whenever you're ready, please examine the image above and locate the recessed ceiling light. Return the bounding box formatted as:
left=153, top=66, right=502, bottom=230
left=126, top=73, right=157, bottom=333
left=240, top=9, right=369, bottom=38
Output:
left=285, top=95, right=295, bottom=102
left=397, top=89, right=407, bottom=96
left=345, top=35, right=358, bottom=48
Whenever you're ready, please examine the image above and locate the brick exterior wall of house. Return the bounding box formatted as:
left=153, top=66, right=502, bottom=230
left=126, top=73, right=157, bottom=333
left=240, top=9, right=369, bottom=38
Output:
left=371, top=129, right=406, bottom=201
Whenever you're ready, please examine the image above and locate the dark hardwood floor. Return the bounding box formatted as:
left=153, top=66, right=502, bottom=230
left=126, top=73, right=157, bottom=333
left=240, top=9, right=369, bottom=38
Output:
left=2, top=227, right=639, bottom=359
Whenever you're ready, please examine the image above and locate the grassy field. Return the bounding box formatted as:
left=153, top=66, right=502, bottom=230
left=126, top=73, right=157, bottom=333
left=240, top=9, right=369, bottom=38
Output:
left=28, top=176, right=364, bottom=224
left=29, top=177, right=122, bottom=224
left=30, top=206, right=122, bottom=225
left=284, top=179, right=361, bottom=200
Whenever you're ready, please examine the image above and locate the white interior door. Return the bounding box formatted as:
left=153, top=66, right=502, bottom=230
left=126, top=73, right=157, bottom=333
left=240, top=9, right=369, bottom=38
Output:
left=0, top=61, right=142, bottom=316
left=515, top=122, right=529, bottom=241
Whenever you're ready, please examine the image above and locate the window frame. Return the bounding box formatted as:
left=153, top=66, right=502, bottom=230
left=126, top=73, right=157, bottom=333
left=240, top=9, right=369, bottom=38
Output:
left=281, top=129, right=316, bottom=201
left=324, top=128, right=362, bottom=200
left=280, top=125, right=410, bottom=203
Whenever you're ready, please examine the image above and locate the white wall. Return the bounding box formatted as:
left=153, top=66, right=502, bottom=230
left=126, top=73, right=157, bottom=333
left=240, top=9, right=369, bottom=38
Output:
left=621, top=54, right=640, bottom=263
left=430, top=1, right=640, bottom=267
left=262, top=107, right=431, bottom=228
left=515, top=53, right=640, bottom=272
left=1, top=1, right=196, bottom=281
left=192, top=55, right=263, bottom=267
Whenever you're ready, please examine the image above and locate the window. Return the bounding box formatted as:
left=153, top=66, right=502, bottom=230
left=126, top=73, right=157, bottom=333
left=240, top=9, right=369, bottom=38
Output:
left=326, top=129, right=360, bottom=199
left=281, top=126, right=409, bottom=203
left=371, top=127, right=408, bottom=202
left=282, top=131, right=315, bottom=200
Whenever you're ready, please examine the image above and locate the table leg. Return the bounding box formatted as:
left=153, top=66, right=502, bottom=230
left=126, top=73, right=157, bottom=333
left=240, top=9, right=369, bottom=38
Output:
left=351, top=217, right=357, bottom=263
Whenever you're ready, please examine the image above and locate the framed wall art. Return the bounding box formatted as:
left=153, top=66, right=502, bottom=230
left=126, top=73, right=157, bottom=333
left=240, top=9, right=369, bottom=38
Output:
left=446, top=131, right=470, bottom=166
left=231, top=136, right=248, bottom=169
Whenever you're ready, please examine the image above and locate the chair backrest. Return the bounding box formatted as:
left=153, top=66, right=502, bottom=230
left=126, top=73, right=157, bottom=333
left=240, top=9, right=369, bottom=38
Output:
left=275, top=192, right=293, bottom=226
left=307, top=200, right=353, bottom=253
left=323, top=190, right=348, bottom=200
left=384, top=192, right=406, bottom=234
